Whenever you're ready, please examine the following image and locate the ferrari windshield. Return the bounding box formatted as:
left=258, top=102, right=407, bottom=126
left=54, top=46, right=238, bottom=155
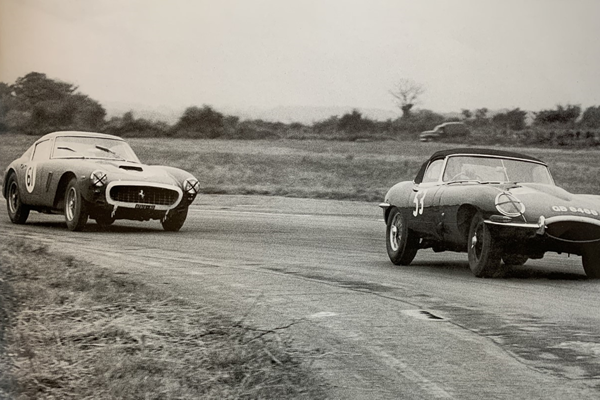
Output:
left=52, top=136, right=140, bottom=163
left=442, top=155, right=554, bottom=185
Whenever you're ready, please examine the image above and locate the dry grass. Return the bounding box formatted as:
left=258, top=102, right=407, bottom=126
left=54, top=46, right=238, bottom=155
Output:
left=1, top=135, right=600, bottom=202
left=0, top=238, right=326, bottom=399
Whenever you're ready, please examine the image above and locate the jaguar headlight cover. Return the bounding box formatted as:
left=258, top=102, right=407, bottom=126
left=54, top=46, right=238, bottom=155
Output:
left=91, top=170, right=108, bottom=187
left=183, top=178, right=200, bottom=195
left=495, top=192, right=525, bottom=217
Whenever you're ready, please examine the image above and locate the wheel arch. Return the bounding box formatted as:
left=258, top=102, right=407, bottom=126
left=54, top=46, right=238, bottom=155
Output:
left=53, top=172, right=77, bottom=209
left=3, top=168, right=17, bottom=198
left=383, top=205, right=396, bottom=224
left=457, top=204, right=479, bottom=243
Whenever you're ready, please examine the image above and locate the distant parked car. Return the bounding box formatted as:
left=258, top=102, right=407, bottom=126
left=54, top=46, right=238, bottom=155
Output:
left=380, top=148, right=600, bottom=278
left=3, top=131, right=199, bottom=231
left=419, top=122, right=469, bottom=142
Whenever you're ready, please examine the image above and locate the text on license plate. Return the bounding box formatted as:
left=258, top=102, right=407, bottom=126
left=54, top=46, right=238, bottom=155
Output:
left=135, top=204, right=156, bottom=210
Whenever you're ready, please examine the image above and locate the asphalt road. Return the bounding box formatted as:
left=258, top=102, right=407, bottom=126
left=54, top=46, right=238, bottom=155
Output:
left=2, top=195, right=600, bottom=399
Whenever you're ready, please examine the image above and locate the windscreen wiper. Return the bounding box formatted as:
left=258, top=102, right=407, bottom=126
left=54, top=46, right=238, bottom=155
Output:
left=56, top=146, right=84, bottom=158
left=95, top=145, right=125, bottom=160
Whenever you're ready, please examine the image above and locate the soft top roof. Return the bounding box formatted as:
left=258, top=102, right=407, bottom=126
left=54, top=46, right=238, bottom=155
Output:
left=429, top=148, right=544, bottom=164
left=414, top=148, right=545, bottom=184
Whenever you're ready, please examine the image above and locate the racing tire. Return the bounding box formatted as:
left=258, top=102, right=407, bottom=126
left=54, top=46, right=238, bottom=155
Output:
left=6, top=174, right=30, bottom=224
left=386, top=208, right=419, bottom=265
left=502, top=254, right=528, bottom=266
left=161, top=206, right=188, bottom=232
left=64, top=177, right=89, bottom=231
left=468, top=212, right=502, bottom=277
left=582, top=246, right=600, bottom=279
left=94, top=211, right=115, bottom=228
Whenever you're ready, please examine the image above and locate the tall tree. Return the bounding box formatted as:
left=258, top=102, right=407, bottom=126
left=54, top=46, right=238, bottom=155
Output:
left=4, top=72, right=106, bottom=134
left=580, top=106, right=600, bottom=128
left=173, top=105, right=225, bottom=138
left=390, top=79, right=425, bottom=118
left=534, top=104, right=581, bottom=126
left=12, top=72, right=77, bottom=108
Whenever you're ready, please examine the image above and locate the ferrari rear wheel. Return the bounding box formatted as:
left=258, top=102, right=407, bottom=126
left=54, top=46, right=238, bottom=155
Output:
left=161, top=206, right=188, bottom=232
left=468, top=212, right=502, bottom=277
left=386, top=208, right=419, bottom=265
left=6, top=174, right=30, bottom=224
left=65, top=177, right=89, bottom=231
left=582, top=246, right=600, bottom=279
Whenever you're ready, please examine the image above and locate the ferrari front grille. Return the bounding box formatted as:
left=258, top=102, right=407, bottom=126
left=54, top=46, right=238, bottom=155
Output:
left=109, top=185, right=179, bottom=206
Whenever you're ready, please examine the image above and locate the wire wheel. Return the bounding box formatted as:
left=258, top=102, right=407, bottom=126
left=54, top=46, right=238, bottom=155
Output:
left=64, top=177, right=88, bottom=231
left=468, top=212, right=501, bottom=277
left=6, top=174, right=30, bottom=224
left=386, top=208, right=418, bottom=265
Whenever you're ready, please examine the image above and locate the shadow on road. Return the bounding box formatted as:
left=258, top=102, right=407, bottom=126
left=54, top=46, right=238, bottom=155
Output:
left=24, top=221, right=160, bottom=234
left=395, top=259, right=587, bottom=281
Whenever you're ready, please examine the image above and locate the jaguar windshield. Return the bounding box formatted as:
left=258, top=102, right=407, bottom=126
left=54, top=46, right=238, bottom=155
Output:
left=442, top=156, right=554, bottom=185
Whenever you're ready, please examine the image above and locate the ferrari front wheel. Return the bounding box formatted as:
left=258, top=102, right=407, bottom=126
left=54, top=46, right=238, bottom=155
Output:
left=6, top=174, right=30, bottom=224
left=64, top=177, right=89, bottom=231
left=386, top=208, right=419, bottom=265
left=582, top=246, right=600, bottom=279
left=468, top=212, right=501, bottom=277
left=161, top=206, right=188, bottom=232
left=94, top=211, right=115, bottom=228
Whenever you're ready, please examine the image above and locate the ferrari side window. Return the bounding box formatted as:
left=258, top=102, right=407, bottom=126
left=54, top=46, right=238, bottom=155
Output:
left=32, top=140, right=52, bottom=161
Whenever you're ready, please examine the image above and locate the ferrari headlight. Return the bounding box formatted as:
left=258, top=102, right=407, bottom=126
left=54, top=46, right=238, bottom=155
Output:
left=495, top=192, right=525, bottom=217
left=183, top=177, right=200, bottom=195
left=91, top=170, right=108, bottom=187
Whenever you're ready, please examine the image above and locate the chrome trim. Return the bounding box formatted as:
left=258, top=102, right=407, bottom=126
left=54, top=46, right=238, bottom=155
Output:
left=485, top=215, right=600, bottom=238
left=484, top=220, right=540, bottom=229
left=446, top=153, right=547, bottom=166
left=379, top=202, right=391, bottom=209
left=543, top=215, right=600, bottom=227
left=106, top=181, right=183, bottom=211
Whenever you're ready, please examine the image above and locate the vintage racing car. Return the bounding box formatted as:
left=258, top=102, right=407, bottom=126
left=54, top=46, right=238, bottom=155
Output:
left=3, top=131, right=200, bottom=231
left=380, top=148, right=600, bottom=278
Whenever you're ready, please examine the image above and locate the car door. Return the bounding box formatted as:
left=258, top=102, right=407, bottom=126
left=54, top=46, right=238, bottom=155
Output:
left=22, top=138, right=53, bottom=206
left=408, top=159, right=443, bottom=239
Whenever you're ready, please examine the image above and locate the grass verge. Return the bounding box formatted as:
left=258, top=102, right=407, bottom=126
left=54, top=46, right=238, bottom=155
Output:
left=0, top=238, right=326, bottom=399
left=1, top=135, right=600, bottom=201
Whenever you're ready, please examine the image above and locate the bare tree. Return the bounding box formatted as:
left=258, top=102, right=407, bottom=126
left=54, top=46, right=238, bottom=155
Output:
left=390, top=79, right=425, bottom=118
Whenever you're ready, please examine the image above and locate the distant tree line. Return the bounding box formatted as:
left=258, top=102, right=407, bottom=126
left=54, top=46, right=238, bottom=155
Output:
left=1, top=72, right=600, bottom=147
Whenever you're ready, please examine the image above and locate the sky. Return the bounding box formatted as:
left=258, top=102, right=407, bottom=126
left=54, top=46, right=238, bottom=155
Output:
left=1, top=0, right=599, bottom=119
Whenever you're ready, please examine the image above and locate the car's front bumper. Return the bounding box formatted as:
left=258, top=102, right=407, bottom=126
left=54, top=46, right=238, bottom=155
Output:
left=486, top=214, right=600, bottom=255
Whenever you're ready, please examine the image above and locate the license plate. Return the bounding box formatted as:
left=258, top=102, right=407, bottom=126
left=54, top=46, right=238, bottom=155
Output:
left=135, top=204, right=156, bottom=210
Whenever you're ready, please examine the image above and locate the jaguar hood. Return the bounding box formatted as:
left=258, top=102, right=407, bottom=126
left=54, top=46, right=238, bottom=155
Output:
left=500, top=183, right=600, bottom=222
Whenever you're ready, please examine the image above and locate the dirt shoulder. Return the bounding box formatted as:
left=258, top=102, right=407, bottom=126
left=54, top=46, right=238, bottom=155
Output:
left=0, top=238, right=327, bottom=399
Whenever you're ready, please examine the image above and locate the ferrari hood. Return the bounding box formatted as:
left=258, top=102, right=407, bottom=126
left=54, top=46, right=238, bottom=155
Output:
left=89, top=160, right=181, bottom=186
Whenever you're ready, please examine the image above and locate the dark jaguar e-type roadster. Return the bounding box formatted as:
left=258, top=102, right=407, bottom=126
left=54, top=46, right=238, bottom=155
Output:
left=3, top=131, right=199, bottom=231
left=380, top=148, right=600, bottom=278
